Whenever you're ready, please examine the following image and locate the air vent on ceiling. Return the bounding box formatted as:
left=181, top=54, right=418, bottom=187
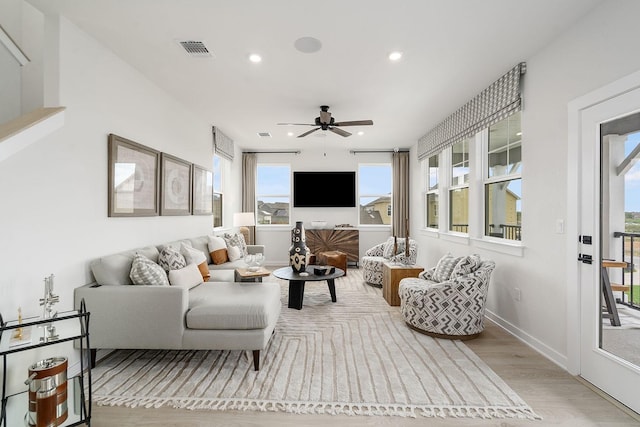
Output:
left=257, top=132, right=272, bottom=138
left=178, top=40, right=212, bottom=57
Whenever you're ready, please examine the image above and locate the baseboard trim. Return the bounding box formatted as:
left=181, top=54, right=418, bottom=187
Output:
left=485, top=310, right=568, bottom=370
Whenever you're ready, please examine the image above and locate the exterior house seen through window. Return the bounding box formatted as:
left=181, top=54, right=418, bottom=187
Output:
left=256, top=164, right=291, bottom=225
left=449, top=138, right=470, bottom=234
left=359, top=164, right=392, bottom=225
left=425, top=154, right=439, bottom=229
left=485, top=112, right=522, bottom=241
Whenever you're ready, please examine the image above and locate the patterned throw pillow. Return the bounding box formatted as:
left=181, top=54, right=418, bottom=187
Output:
left=451, top=254, right=482, bottom=278
left=158, top=246, right=187, bottom=272
left=181, top=243, right=210, bottom=281
left=223, top=232, right=247, bottom=258
left=207, top=236, right=229, bottom=265
left=129, top=253, right=169, bottom=286
left=432, top=253, right=463, bottom=282
left=382, top=237, right=396, bottom=259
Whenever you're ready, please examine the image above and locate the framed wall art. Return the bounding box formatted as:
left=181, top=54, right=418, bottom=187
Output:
left=192, top=164, right=213, bottom=215
left=108, top=134, right=160, bottom=217
left=160, top=153, right=192, bottom=215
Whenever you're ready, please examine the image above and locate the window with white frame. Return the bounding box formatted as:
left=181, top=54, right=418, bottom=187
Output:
left=212, top=154, right=223, bottom=228
left=485, top=112, right=522, bottom=241
left=256, top=164, right=291, bottom=225
left=359, top=163, right=392, bottom=225
left=424, top=154, right=439, bottom=229
left=449, top=138, right=471, bottom=233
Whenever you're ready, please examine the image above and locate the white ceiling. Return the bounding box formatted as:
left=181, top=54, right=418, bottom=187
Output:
left=27, top=0, right=602, bottom=152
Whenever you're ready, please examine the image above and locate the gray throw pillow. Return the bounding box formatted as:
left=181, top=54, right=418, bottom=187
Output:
left=158, top=246, right=187, bottom=272
left=129, top=253, right=170, bottom=286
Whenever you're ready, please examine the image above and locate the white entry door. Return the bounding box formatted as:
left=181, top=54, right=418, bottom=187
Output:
left=576, top=78, right=640, bottom=414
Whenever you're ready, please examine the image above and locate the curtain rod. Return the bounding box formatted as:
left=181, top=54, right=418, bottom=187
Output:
left=242, top=150, right=301, bottom=154
left=350, top=149, right=409, bottom=154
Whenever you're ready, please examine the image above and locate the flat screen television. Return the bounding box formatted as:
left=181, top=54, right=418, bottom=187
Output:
left=293, top=171, right=356, bottom=207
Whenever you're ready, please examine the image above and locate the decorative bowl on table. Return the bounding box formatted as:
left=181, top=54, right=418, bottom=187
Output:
left=311, top=221, right=328, bottom=228
left=313, top=266, right=335, bottom=276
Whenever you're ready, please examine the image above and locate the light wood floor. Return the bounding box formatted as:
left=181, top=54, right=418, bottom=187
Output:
left=89, top=318, right=640, bottom=426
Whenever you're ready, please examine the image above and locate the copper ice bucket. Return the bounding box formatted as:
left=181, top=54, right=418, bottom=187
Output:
left=26, top=357, right=68, bottom=427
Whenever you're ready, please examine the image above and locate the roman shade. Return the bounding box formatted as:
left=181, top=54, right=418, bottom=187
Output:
left=417, top=62, right=526, bottom=160
left=212, top=126, right=234, bottom=161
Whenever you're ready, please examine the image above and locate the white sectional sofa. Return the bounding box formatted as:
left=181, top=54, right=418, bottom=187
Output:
left=74, top=235, right=281, bottom=370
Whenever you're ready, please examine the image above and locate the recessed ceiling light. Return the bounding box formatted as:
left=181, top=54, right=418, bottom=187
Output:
left=249, top=54, right=262, bottom=63
left=388, top=51, right=403, bottom=61
left=357, top=131, right=365, bottom=136
left=294, top=37, right=322, bottom=53
left=287, top=132, right=294, bottom=137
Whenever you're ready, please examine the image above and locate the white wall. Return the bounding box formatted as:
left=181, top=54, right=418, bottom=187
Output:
left=253, top=147, right=398, bottom=264
left=0, top=14, right=217, bottom=390
left=410, top=0, right=640, bottom=367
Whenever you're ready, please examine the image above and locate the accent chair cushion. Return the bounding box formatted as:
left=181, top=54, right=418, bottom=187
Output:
left=451, top=254, right=482, bottom=278
left=433, top=253, right=462, bottom=282
left=129, top=253, right=169, bottom=286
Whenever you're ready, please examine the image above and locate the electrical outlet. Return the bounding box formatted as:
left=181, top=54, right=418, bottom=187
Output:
left=513, top=287, right=522, bottom=301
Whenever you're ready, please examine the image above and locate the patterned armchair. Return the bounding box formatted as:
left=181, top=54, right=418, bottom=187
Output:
left=361, top=237, right=418, bottom=287
left=398, top=254, right=495, bottom=339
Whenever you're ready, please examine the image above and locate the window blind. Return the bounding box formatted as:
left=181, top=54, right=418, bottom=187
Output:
left=417, top=62, right=526, bottom=160
left=212, top=127, right=234, bottom=161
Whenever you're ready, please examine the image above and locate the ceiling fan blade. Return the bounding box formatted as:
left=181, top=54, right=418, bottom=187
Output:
left=298, top=127, right=321, bottom=138
left=329, top=127, right=351, bottom=137
left=320, top=110, right=331, bottom=124
left=333, top=120, right=374, bottom=126
left=277, top=123, right=316, bottom=126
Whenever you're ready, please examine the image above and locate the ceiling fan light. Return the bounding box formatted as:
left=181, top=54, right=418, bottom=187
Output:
left=388, top=51, right=403, bottom=61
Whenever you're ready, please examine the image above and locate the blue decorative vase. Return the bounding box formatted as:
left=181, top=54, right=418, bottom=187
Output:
left=289, top=221, right=310, bottom=273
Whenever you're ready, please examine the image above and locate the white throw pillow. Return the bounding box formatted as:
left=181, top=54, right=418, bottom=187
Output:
left=227, top=244, right=241, bottom=261
left=168, top=263, right=203, bottom=289
left=207, top=235, right=229, bottom=265
left=181, top=242, right=206, bottom=265
left=129, top=253, right=169, bottom=286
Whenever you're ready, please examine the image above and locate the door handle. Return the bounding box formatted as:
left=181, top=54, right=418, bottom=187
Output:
left=578, top=254, right=593, bottom=264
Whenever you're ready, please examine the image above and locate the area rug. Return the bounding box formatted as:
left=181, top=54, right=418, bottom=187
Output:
left=91, top=269, right=540, bottom=420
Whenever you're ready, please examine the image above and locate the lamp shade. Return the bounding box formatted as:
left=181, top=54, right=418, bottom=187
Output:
left=233, top=212, right=255, bottom=227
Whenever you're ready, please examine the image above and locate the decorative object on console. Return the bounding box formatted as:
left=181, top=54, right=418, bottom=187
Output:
left=310, top=220, right=328, bottom=228
left=233, top=212, right=256, bottom=245
left=108, top=134, right=160, bottom=217
left=39, top=274, right=60, bottom=342
left=160, top=153, right=192, bottom=216
left=289, top=221, right=310, bottom=273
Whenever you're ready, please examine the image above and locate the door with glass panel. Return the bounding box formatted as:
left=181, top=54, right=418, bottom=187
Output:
left=579, top=86, right=640, bottom=414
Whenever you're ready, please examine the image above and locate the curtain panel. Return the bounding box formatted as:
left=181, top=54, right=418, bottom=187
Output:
left=212, top=127, right=234, bottom=161
left=392, top=151, right=410, bottom=237
left=417, top=62, right=526, bottom=160
left=242, top=153, right=256, bottom=213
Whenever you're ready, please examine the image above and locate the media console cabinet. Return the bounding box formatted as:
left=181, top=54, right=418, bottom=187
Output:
left=306, top=228, right=359, bottom=266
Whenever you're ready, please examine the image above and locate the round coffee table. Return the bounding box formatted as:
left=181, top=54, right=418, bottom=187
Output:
left=272, top=266, right=345, bottom=310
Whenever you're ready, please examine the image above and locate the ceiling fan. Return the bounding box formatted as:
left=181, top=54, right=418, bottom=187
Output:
left=278, top=105, right=373, bottom=138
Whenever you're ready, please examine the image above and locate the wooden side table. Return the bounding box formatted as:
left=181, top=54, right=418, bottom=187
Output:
left=383, top=262, right=424, bottom=306
left=234, top=267, right=271, bottom=283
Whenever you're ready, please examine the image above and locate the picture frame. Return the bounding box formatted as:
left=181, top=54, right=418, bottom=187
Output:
left=108, top=134, right=160, bottom=217
left=213, top=192, right=223, bottom=227
left=160, top=153, right=193, bottom=215
left=192, top=164, right=213, bottom=215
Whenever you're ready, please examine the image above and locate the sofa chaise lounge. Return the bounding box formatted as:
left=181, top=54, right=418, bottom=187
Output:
left=74, top=235, right=281, bottom=370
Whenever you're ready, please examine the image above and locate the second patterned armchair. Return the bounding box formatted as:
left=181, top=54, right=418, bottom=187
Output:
left=361, top=236, right=418, bottom=287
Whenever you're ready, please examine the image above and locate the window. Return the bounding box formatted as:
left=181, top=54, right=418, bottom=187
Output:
left=485, top=113, right=522, bottom=240
left=256, top=164, right=290, bottom=225
left=359, top=164, right=392, bottom=225
left=449, top=138, right=470, bottom=233
left=212, top=154, right=222, bottom=228
left=424, top=154, right=439, bottom=229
